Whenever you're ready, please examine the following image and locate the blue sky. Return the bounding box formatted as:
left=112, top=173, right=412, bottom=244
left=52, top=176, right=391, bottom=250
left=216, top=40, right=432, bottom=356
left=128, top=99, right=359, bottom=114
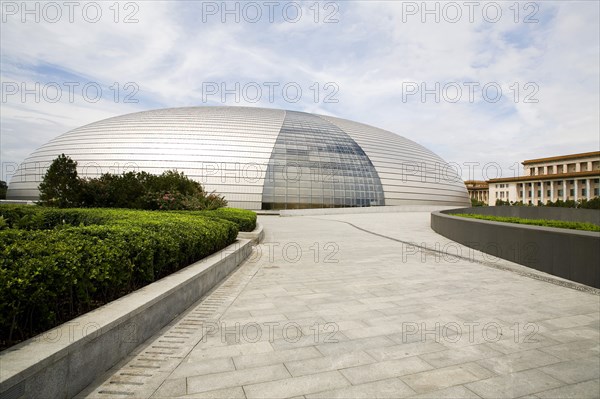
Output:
left=1, top=0, right=599, bottom=182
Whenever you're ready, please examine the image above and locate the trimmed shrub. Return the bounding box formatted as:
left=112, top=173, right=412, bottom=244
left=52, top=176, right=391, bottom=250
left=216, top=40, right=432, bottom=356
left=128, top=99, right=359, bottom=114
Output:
left=453, top=213, right=600, bottom=232
left=0, top=205, right=239, bottom=349
left=180, top=208, right=257, bottom=232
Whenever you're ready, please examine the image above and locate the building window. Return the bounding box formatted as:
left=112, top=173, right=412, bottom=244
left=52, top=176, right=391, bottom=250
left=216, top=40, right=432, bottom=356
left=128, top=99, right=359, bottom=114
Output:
left=528, top=191, right=532, bottom=197
left=537, top=190, right=541, bottom=197
left=495, top=192, right=498, bottom=198
left=570, top=189, right=575, bottom=196
left=519, top=191, right=523, bottom=197
left=582, top=188, right=587, bottom=196
left=595, top=188, right=599, bottom=196
left=558, top=189, right=563, bottom=197
left=547, top=190, right=551, bottom=197
left=537, top=182, right=541, bottom=187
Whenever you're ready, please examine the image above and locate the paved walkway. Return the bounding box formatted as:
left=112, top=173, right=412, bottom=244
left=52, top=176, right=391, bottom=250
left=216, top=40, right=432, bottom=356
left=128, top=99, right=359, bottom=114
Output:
left=79, top=212, right=600, bottom=398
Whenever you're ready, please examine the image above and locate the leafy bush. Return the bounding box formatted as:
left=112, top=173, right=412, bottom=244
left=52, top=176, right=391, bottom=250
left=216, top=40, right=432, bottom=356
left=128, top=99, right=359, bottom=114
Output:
left=0, top=205, right=239, bottom=348
left=40, top=155, right=228, bottom=210
left=178, top=208, right=257, bottom=232
left=453, top=213, right=600, bottom=232
left=470, top=198, right=486, bottom=207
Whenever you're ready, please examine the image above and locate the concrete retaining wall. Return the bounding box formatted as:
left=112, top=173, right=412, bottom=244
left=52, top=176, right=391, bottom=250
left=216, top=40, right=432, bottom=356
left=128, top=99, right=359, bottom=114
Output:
left=237, top=223, right=264, bottom=245
left=0, top=239, right=253, bottom=399
left=431, top=210, right=600, bottom=289
left=280, top=205, right=457, bottom=217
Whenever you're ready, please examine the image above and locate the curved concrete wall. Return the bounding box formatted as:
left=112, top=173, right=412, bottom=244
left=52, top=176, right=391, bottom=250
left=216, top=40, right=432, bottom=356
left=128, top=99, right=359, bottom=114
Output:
left=431, top=208, right=600, bottom=288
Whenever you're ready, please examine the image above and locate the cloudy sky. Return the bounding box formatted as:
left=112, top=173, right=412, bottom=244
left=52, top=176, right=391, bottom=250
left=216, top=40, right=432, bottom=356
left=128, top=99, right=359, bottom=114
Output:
left=1, top=0, right=598, bottom=182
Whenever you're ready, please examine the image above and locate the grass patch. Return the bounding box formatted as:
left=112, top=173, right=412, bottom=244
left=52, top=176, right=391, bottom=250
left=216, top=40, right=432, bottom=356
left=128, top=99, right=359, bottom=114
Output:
left=452, top=213, right=600, bottom=232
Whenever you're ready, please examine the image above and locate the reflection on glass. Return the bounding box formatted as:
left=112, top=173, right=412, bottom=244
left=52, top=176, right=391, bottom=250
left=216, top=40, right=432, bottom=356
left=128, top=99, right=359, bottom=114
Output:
left=262, top=111, right=385, bottom=210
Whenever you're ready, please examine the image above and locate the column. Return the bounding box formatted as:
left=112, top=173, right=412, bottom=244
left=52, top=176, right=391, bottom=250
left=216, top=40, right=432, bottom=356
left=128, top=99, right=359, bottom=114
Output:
left=586, top=179, right=591, bottom=200
left=563, top=180, right=567, bottom=201
left=550, top=180, right=554, bottom=202
left=574, top=180, right=578, bottom=201
left=540, top=181, right=544, bottom=204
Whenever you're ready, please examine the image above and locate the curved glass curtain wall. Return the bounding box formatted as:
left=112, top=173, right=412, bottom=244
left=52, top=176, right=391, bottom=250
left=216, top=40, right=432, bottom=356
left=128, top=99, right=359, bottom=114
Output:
left=261, top=111, right=385, bottom=210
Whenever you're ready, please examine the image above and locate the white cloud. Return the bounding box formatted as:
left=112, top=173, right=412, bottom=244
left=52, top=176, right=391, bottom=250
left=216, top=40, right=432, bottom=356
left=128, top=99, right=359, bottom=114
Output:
left=1, top=0, right=598, bottom=182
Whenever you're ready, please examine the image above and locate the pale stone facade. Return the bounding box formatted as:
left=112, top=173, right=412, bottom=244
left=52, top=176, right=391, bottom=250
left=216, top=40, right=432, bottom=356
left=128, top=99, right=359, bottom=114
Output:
left=487, top=152, right=600, bottom=205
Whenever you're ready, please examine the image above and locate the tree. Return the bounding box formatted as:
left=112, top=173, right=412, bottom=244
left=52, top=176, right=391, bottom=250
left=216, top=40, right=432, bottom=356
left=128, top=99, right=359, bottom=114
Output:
left=0, top=180, right=7, bottom=199
left=38, top=154, right=81, bottom=207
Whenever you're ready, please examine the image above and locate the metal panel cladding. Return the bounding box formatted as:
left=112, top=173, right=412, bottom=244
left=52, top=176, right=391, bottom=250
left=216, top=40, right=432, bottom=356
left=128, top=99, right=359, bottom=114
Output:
left=322, top=114, right=470, bottom=206
left=7, top=106, right=470, bottom=209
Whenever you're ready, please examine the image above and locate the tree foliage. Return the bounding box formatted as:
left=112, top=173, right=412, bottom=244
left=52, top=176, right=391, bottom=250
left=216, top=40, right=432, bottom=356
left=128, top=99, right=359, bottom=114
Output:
left=0, top=180, right=7, bottom=200
left=39, top=155, right=227, bottom=210
left=38, top=154, right=81, bottom=207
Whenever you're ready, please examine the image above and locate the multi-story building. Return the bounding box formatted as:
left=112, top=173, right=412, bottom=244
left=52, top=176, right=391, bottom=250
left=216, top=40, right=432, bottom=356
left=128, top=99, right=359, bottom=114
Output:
left=488, top=151, right=600, bottom=205
left=465, top=180, right=489, bottom=204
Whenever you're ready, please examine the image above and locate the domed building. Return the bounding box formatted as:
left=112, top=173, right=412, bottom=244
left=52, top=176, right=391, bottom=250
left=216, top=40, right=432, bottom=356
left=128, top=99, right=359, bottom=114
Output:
left=7, top=106, right=469, bottom=210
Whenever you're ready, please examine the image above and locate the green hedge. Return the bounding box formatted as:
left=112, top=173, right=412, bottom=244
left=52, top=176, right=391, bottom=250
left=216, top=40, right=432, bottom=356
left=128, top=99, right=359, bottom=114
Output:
left=453, top=213, right=600, bottom=232
left=178, top=208, right=257, bottom=232
left=0, top=205, right=240, bottom=348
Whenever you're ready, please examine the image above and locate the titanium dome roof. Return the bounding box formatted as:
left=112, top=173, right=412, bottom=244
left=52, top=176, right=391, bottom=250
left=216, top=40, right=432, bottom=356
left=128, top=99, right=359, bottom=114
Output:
left=7, top=106, right=469, bottom=209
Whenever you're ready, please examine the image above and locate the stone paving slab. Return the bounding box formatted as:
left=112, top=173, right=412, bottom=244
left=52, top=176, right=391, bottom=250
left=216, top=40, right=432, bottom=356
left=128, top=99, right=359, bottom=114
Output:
left=80, top=212, right=599, bottom=398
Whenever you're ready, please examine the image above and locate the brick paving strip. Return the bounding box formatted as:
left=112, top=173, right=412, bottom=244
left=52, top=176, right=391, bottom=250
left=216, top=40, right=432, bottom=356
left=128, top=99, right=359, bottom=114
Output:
left=78, top=212, right=599, bottom=398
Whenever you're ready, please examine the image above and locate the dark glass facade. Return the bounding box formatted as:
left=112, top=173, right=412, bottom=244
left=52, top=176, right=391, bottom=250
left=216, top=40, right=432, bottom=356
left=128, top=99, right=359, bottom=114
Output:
left=262, top=111, right=385, bottom=210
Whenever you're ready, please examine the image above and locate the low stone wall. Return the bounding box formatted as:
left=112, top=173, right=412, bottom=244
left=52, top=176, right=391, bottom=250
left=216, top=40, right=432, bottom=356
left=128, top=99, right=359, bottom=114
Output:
left=455, top=206, right=600, bottom=225
left=280, top=205, right=458, bottom=217
left=237, top=223, right=264, bottom=245
left=0, top=238, right=253, bottom=399
left=431, top=209, right=600, bottom=289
